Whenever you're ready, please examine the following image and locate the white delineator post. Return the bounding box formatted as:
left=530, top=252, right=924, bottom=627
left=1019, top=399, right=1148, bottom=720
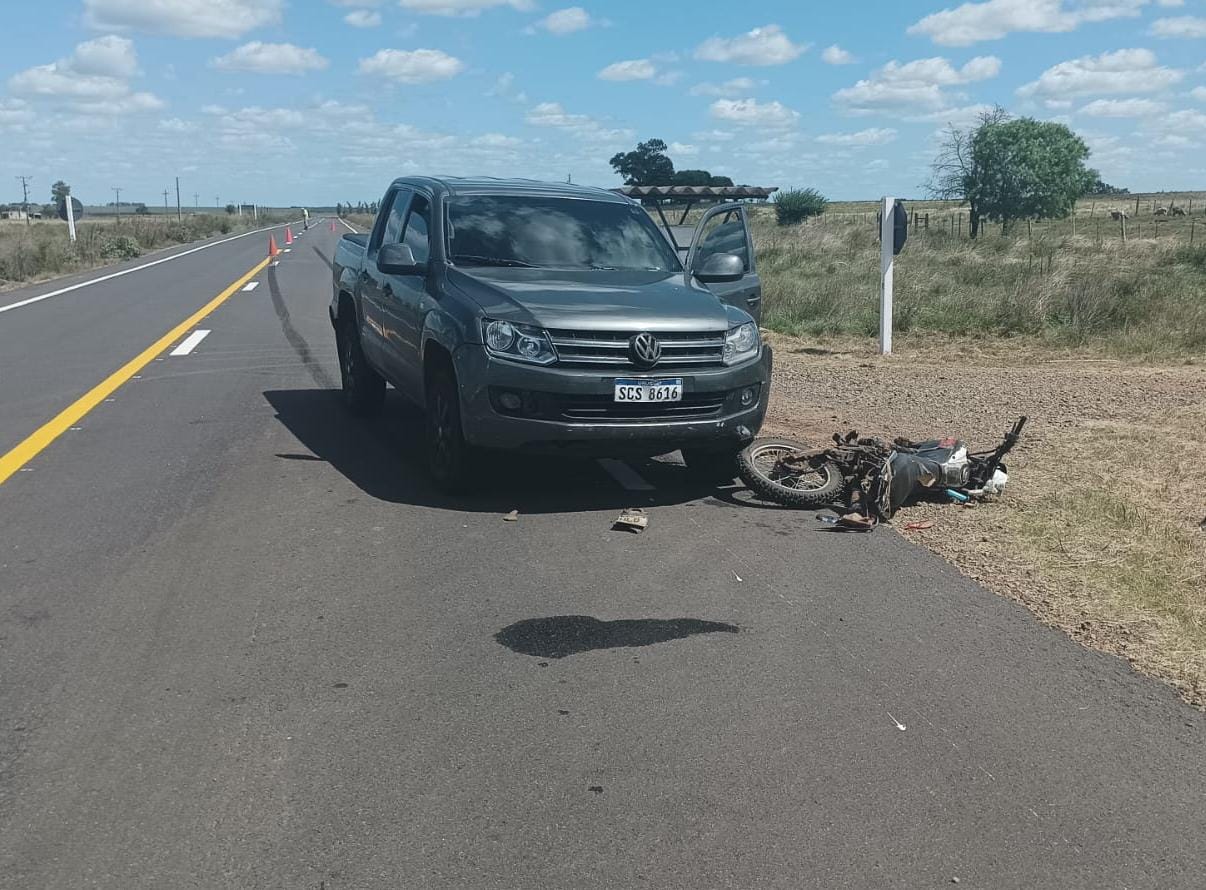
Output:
left=65, top=196, right=77, bottom=244
left=879, top=195, right=894, bottom=356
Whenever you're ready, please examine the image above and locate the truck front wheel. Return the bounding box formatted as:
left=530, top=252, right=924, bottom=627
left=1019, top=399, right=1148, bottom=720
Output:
left=425, top=367, right=475, bottom=493
left=337, top=315, right=385, bottom=417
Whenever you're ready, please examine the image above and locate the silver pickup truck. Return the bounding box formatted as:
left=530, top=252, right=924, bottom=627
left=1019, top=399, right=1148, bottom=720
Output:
left=330, top=176, right=771, bottom=491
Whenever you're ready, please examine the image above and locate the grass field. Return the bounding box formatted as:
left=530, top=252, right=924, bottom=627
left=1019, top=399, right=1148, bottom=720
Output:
left=0, top=212, right=294, bottom=289
left=750, top=193, right=1206, bottom=358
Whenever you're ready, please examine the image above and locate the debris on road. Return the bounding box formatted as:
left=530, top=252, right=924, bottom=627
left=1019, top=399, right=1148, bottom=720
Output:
left=503, top=509, right=519, bottom=522
left=612, top=507, right=648, bottom=533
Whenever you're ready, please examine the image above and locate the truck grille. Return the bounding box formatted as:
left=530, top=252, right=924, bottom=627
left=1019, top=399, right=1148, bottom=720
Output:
left=556, top=392, right=727, bottom=422
left=547, top=329, right=726, bottom=369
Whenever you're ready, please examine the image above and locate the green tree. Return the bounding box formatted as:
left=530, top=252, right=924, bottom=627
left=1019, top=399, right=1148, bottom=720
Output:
left=609, top=138, right=675, bottom=185
left=709, top=175, right=734, bottom=187
left=51, top=180, right=71, bottom=203
left=225, top=203, right=237, bottom=215
left=773, top=188, right=828, bottom=225
left=1090, top=176, right=1123, bottom=195
left=672, top=169, right=714, bottom=186
left=929, top=107, right=1096, bottom=237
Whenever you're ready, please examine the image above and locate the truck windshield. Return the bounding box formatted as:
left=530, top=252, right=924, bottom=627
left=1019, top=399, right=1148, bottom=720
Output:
left=447, top=195, right=682, bottom=273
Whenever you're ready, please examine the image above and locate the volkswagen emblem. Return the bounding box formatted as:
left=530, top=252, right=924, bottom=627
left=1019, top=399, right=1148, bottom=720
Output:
left=629, top=332, right=662, bottom=368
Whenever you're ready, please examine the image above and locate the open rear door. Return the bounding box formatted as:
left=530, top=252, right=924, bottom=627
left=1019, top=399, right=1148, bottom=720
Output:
left=684, top=204, right=762, bottom=323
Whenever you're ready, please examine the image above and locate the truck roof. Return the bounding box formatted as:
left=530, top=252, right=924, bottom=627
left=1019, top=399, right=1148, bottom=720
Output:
left=389, top=176, right=630, bottom=203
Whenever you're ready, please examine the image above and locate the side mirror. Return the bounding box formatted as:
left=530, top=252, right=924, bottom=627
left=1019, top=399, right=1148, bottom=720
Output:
left=378, top=242, right=423, bottom=275
left=694, top=252, right=744, bottom=283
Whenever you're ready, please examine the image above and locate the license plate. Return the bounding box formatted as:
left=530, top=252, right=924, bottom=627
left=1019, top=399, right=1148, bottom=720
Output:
left=613, top=378, right=683, bottom=403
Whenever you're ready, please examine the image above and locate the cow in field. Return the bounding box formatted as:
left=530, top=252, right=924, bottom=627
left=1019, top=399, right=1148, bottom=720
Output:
left=1154, top=207, right=1168, bottom=216
left=1171, top=206, right=1187, bottom=217
left=1110, top=210, right=1128, bottom=221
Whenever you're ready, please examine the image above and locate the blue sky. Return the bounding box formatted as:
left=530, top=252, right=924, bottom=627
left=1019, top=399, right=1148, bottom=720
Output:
left=3, top=0, right=1205, bottom=207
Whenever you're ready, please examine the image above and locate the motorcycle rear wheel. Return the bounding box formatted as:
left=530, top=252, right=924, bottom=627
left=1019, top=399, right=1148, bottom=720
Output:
left=738, top=439, right=845, bottom=508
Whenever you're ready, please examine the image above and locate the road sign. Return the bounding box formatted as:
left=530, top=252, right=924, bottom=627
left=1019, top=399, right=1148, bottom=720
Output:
left=892, top=199, right=908, bottom=255
left=56, top=197, right=83, bottom=222
left=879, top=197, right=909, bottom=355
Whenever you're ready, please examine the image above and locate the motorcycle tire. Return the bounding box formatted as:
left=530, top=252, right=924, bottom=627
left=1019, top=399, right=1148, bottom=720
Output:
left=737, top=438, right=845, bottom=508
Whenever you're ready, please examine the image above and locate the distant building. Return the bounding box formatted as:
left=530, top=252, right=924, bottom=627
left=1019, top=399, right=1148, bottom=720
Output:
left=1, top=208, right=40, bottom=220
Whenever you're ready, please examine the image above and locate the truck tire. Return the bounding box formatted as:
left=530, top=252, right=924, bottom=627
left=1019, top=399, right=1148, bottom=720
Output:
left=737, top=438, right=844, bottom=508
left=425, top=366, right=475, bottom=493
left=337, top=315, right=385, bottom=417
left=681, top=447, right=740, bottom=483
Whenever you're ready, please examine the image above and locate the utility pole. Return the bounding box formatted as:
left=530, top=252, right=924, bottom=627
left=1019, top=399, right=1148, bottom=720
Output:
left=175, top=176, right=182, bottom=221
left=215, top=195, right=220, bottom=212
left=113, top=187, right=122, bottom=221
left=193, top=193, right=199, bottom=212
left=15, top=175, right=32, bottom=227
left=163, top=188, right=170, bottom=213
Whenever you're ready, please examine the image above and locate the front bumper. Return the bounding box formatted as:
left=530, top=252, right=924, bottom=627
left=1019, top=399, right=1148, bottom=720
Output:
left=453, top=345, right=772, bottom=456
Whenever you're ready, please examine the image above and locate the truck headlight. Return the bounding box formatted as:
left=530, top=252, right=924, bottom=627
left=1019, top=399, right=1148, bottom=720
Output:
left=723, top=322, right=760, bottom=366
left=482, top=319, right=557, bottom=365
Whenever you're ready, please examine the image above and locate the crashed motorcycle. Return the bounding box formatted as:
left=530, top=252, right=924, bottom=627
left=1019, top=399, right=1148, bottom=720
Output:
left=737, top=416, right=1026, bottom=522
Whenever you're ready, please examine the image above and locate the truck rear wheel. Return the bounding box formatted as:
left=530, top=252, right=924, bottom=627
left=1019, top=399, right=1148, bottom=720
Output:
left=425, top=367, right=475, bottom=493
left=337, top=315, right=384, bottom=417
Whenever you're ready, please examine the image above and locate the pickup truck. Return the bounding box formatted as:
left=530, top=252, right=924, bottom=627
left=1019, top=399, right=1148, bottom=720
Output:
left=330, top=176, right=771, bottom=491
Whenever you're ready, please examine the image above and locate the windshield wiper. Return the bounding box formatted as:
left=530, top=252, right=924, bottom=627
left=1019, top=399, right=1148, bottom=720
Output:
left=451, top=254, right=537, bottom=268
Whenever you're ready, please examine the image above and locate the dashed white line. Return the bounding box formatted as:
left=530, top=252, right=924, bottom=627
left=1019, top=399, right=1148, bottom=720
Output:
left=242, top=281, right=259, bottom=291
left=169, top=329, right=211, bottom=357
left=597, top=458, right=655, bottom=491
left=0, top=221, right=300, bottom=315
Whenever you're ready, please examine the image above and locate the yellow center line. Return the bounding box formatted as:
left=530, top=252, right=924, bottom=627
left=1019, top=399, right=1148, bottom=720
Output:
left=0, top=255, right=272, bottom=487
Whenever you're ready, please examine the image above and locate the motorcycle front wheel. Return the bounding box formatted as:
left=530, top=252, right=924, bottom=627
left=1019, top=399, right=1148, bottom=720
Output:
left=737, top=439, right=845, bottom=508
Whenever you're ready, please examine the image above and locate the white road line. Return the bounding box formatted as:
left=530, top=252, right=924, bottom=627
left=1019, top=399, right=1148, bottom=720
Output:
left=0, top=220, right=301, bottom=315
left=597, top=458, right=655, bottom=491
left=283, top=248, right=291, bottom=253
left=169, top=329, right=211, bottom=357
left=337, top=218, right=358, bottom=233
left=242, top=281, right=259, bottom=291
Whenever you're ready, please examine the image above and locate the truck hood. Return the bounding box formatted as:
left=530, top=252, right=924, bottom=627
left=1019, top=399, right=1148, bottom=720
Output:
left=448, top=268, right=740, bottom=332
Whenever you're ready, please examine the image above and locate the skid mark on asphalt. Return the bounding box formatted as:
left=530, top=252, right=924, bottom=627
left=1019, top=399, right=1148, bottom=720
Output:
left=266, top=265, right=335, bottom=390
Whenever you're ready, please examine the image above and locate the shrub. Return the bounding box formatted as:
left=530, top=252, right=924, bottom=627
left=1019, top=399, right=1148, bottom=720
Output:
left=774, top=188, right=828, bottom=226
left=99, top=235, right=142, bottom=260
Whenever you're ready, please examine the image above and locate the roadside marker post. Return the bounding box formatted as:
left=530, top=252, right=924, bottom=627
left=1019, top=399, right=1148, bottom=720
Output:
left=878, top=196, right=908, bottom=355
left=65, top=193, right=77, bottom=243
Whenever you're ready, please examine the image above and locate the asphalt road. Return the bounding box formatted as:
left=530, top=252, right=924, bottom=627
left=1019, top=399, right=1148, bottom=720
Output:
left=1, top=222, right=1203, bottom=889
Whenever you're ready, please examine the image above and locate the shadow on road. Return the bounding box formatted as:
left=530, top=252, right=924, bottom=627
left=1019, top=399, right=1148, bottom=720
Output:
left=494, top=615, right=739, bottom=659
left=263, top=387, right=726, bottom=514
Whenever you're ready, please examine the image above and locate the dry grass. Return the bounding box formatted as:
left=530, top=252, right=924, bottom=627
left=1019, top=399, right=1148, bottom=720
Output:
left=750, top=196, right=1206, bottom=357
left=0, top=213, right=293, bottom=289
left=764, top=333, right=1206, bottom=706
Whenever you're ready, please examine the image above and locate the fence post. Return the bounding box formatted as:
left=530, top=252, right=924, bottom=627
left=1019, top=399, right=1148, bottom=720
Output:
left=1121, top=215, right=1127, bottom=243
left=1134, top=195, right=1140, bottom=217
left=1191, top=219, right=1196, bottom=248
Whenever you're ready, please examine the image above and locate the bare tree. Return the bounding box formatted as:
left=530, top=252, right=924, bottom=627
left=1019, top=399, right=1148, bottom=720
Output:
left=926, top=106, right=1008, bottom=239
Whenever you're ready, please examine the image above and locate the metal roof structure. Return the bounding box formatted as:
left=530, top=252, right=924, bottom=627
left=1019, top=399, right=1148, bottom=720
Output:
left=612, top=185, right=778, bottom=201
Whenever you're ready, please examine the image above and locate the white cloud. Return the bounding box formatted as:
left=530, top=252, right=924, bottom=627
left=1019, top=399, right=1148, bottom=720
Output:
left=709, top=98, right=800, bottom=127
left=833, top=56, right=1001, bottom=114
left=821, top=45, right=856, bottom=65
left=689, top=77, right=760, bottom=97
left=159, top=117, right=197, bottom=132
left=7, top=36, right=164, bottom=116
left=487, top=71, right=527, bottom=102
left=211, top=42, right=329, bottom=75
left=345, top=10, right=383, bottom=26
left=598, top=59, right=657, bottom=81
left=669, top=141, right=699, bottom=157
left=1192, top=86, right=1206, bottom=101
left=525, top=101, right=632, bottom=140
left=1168, top=108, right=1206, bottom=128
left=71, top=35, right=140, bottom=78
left=398, top=0, right=532, bottom=16
left=472, top=132, right=522, bottom=147
left=816, top=127, right=898, bottom=146
left=695, top=24, right=807, bottom=66
left=909, top=0, right=1154, bottom=46
left=1017, top=49, right=1183, bottom=98
left=0, top=99, right=35, bottom=127
left=358, top=48, right=465, bottom=83
left=1078, top=97, right=1167, bottom=116
left=1150, top=16, right=1206, bottom=37
left=531, top=7, right=596, bottom=34
left=83, top=0, right=283, bottom=38
left=693, top=129, right=735, bottom=142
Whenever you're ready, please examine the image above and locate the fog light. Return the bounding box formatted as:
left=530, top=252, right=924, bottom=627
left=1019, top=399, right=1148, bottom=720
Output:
left=498, top=391, right=522, bottom=412
left=740, top=386, right=757, bottom=407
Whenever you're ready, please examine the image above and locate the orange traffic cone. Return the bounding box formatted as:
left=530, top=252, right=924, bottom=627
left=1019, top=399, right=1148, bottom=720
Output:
left=285, top=227, right=293, bottom=245
left=330, top=220, right=336, bottom=232
left=268, top=235, right=279, bottom=257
